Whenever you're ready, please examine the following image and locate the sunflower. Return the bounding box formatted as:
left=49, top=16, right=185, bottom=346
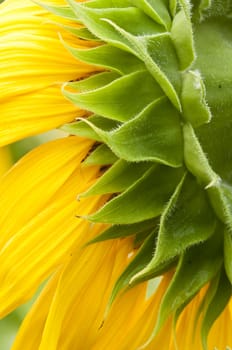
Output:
left=1, top=0, right=232, bottom=349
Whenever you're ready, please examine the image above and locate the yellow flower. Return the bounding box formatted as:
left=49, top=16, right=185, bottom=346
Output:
left=0, top=0, right=99, bottom=146
left=1, top=1, right=232, bottom=349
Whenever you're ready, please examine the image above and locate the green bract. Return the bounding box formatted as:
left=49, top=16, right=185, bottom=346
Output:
left=48, top=0, right=232, bottom=348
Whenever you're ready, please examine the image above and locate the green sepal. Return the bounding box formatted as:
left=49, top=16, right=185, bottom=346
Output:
left=134, top=229, right=157, bottom=248
left=63, top=26, right=99, bottom=40
left=181, top=70, right=212, bottom=127
left=145, top=34, right=181, bottom=94
left=34, top=2, right=78, bottom=21
left=100, top=19, right=182, bottom=111
left=171, top=9, right=195, bottom=70
left=63, top=70, right=163, bottom=122
left=169, top=0, right=177, bottom=16
left=198, top=0, right=211, bottom=18
left=129, top=0, right=172, bottom=30
left=83, top=144, right=118, bottom=166
left=183, top=123, right=219, bottom=186
left=79, top=98, right=183, bottom=167
left=88, top=218, right=158, bottom=244
left=130, top=172, right=217, bottom=283
left=83, top=0, right=132, bottom=9
left=184, top=124, right=232, bottom=230
left=146, top=231, right=223, bottom=342
left=61, top=115, right=119, bottom=142
left=201, top=268, right=231, bottom=350
left=82, top=159, right=152, bottom=196
left=67, top=0, right=181, bottom=110
left=224, top=228, right=232, bottom=284
left=108, top=232, right=158, bottom=309
left=67, top=71, right=119, bottom=92
left=208, top=181, right=232, bottom=230
left=67, top=1, right=165, bottom=38
left=88, top=165, right=184, bottom=224
left=64, top=44, right=145, bottom=75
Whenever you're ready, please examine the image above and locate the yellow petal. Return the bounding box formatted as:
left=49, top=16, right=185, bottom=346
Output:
left=168, top=286, right=232, bottom=350
left=39, top=238, right=133, bottom=350
left=0, top=136, right=105, bottom=317
left=12, top=272, right=61, bottom=350
left=92, top=274, right=172, bottom=350
left=12, top=237, right=134, bottom=350
left=0, top=0, right=99, bottom=146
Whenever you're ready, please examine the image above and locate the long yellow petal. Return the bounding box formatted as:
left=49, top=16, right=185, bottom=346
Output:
left=92, top=274, right=172, bottom=350
left=0, top=136, right=105, bottom=317
left=0, top=0, right=99, bottom=146
left=168, top=286, right=232, bottom=350
left=12, top=272, right=61, bottom=350
left=12, top=238, right=135, bottom=350
left=39, top=238, right=133, bottom=350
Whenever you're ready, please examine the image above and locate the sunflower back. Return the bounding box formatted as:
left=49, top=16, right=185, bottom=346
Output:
left=47, top=0, right=232, bottom=348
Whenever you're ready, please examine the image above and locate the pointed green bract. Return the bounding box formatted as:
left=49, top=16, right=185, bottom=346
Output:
left=66, top=44, right=145, bottom=75
left=89, top=165, right=183, bottom=224
left=88, top=218, right=158, bottom=243
left=181, top=70, right=211, bottom=127
left=82, top=159, right=152, bottom=196
left=87, top=98, right=183, bottom=166
left=224, top=228, right=232, bottom=284
left=171, top=9, right=195, bottom=70
left=62, top=115, right=119, bottom=142
left=63, top=70, right=164, bottom=122
left=201, top=269, right=231, bottom=350
left=150, top=231, right=223, bottom=336
left=83, top=144, right=118, bottom=165
left=131, top=0, right=172, bottom=30
left=108, top=232, right=157, bottom=308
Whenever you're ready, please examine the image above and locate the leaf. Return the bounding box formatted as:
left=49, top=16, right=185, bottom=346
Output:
left=88, top=165, right=183, bottom=224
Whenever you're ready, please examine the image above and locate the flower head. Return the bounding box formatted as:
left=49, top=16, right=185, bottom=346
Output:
left=1, top=0, right=232, bottom=349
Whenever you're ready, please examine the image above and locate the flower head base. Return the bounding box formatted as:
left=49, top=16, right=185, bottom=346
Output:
left=1, top=0, right=232, bottom=349
left=56, top=0, right=232, bottom=348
